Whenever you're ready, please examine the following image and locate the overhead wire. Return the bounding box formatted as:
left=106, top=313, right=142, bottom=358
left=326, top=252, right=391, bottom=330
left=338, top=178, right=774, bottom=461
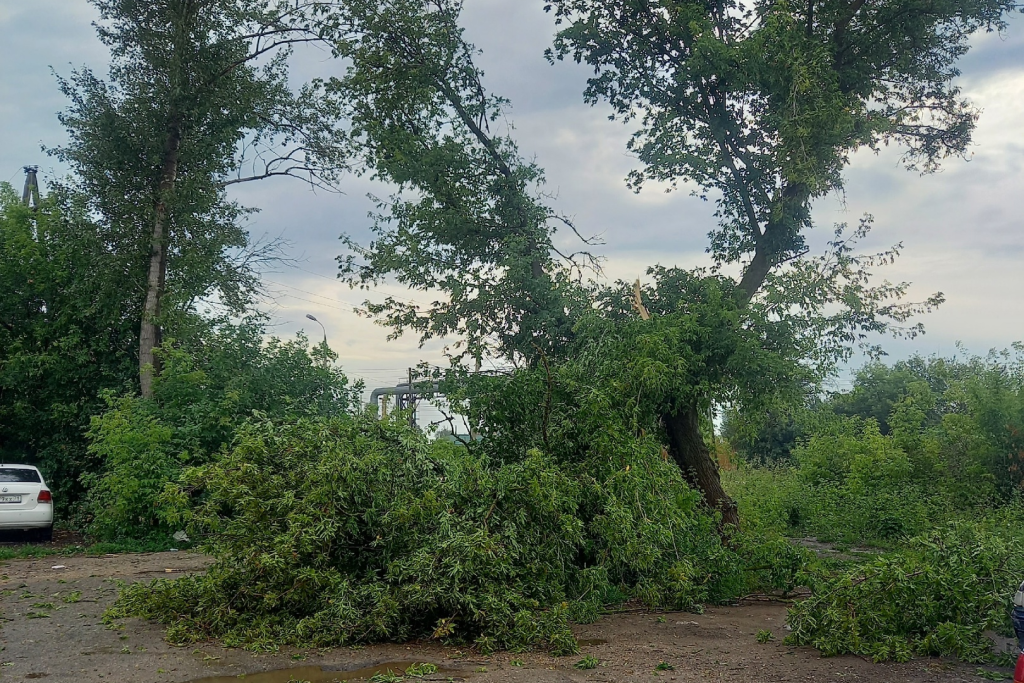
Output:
left=263, top=278, right=365, bottom=309
left=279, top=263, right=432, bottom=306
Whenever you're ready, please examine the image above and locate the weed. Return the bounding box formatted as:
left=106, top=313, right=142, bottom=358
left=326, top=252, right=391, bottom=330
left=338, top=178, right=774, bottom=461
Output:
left=574, top=655, right=599, bottom=670
left=405, top=663, right=438, bottom=677
left=367, top=674, right=402, bottom=683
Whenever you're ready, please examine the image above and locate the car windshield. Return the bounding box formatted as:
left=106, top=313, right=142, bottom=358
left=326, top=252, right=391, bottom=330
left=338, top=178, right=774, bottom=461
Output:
left=0, top=468, right=41, bottom=483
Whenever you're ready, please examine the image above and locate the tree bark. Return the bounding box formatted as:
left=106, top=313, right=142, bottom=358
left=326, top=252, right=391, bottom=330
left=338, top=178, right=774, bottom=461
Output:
left=737, top=247, right=770, bottom=305
left=663, top=402, right=739, bottom=527
left=139, top=115, right=182, bottom=398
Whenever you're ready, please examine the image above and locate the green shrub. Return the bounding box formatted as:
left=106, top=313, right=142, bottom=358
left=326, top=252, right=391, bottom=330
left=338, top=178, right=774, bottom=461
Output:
left=726, top=413, right=980, bottom=546
left=82, top=395, right=179, bottom=543
left=108, top=413, right=742, bottom=652
left=722, top=466, right=804, bottom=536
left=83, top=322, right=359, bottom=543
left=786, top=522, right=1024, bottom=662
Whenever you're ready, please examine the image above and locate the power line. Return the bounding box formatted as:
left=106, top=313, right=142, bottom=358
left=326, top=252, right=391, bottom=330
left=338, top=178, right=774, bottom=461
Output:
left=280, top=263, right=432, bottom=306
left=263, top=277, right=437, bottom=316
left=263, top=290, right=356, bottom=313
left=263, top=278, right=366, bottom=309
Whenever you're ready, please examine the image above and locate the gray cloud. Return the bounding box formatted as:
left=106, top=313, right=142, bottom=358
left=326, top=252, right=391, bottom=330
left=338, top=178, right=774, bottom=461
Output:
left=2, top=2, right=1022, bottom=390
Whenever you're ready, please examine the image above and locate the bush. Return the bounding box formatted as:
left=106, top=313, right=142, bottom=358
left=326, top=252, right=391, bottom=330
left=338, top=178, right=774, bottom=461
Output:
left=84, top=321, right=359, bottom=543
left=108, top=413, right=744, bottom=652
left=721, top=466, right=805, bottom=537
left=724, top=404, right=997, bottom=546
left=82, top=395, right=179, bottom=543
left=786, top=522, right=1024, bottom=662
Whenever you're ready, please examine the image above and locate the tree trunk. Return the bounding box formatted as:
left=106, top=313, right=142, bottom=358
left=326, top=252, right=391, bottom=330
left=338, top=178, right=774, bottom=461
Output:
left=663, top=402, right=739, bottom=527
left=737, top=247, right=770, bottom=304
left=139, top=116, right=182, bottom=398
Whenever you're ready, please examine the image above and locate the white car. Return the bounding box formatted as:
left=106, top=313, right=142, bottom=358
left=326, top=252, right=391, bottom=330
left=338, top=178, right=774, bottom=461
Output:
left=0, top=465, right=53, bottom=541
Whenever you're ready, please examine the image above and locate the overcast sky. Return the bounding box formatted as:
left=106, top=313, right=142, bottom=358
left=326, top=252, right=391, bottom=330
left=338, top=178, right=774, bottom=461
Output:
left=2, top=1, right=1023, bottom=399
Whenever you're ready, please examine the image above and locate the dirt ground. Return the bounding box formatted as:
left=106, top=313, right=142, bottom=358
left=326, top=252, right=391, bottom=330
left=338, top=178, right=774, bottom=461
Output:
left=0, top=550, right=1005, bottom=683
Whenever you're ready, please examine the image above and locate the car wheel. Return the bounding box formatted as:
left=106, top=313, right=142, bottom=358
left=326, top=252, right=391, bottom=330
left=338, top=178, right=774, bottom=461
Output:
left=36, top=526, right=53, bottom=543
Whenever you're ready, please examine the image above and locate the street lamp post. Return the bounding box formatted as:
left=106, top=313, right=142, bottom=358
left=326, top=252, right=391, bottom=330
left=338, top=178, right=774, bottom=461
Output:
left=305, top=314, right=327, bottom=346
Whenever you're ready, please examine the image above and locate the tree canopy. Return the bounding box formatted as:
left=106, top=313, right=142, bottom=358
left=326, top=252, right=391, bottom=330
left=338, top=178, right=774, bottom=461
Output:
left=545, top=0, right=1016, bottom=299
left=331, top=0, right=590, bottom=365
left=54, top=0, right=349, bottom=396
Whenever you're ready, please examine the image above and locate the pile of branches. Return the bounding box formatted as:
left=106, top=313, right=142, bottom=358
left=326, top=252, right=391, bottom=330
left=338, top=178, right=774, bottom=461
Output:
left=108, top=413, right=745, bottom=652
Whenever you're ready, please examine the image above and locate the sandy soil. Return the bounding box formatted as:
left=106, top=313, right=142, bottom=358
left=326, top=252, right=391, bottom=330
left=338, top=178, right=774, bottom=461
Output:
left=0, top=550, right=1003, bottom=683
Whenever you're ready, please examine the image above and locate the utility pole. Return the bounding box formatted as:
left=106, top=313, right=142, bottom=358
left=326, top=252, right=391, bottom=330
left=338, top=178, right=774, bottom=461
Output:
left=21, top=166, right=40, bottom=209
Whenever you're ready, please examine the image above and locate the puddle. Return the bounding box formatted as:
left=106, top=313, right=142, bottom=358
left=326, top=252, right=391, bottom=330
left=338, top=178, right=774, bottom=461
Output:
left=577, top=638, right=607, bottom=647
left=187, top=661, right=453, bottom=683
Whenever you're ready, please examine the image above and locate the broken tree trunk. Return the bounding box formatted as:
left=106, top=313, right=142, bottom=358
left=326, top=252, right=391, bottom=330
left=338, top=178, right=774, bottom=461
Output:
left=663, top=402, right=740, bottom=528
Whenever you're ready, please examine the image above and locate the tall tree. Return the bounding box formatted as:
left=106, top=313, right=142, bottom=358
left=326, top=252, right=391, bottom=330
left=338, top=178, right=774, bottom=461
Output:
left=54, top=0, right=348, bottom=397
left=544, top=0, right=1016, bottom=523
left=329, top=0, right=592, bottom=365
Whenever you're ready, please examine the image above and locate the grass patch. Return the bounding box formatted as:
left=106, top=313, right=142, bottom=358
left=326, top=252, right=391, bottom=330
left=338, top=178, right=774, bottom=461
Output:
left=0, top=537, right=191, bottom=563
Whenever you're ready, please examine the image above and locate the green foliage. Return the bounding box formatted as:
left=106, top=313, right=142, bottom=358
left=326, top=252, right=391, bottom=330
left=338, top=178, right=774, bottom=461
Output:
left=331, top=0, right=580, bottom=364
left=84, top=395, right=178, bottom=542
left=108, top=411, right=752, bottom=652
left=54, top=0, right=347, bottom=313
left=722, top=466, right=806, bottom=537
left=722, top=406, right=808, bottom=465
left=324, top=1, right=959, bottom=536
left=404, top=663, right=437, bottom=677
left=546, top=0, right=1015, bottom=286
left=730, top=349, right=1023, bottom=500
left=0, top=184, right=139, bottom=511
left=455, top=269, right=819, bottom=471
left=574, top=656, right=599, bottom=670
left=726, top=426, right=973, bottom=547
left=792, top=418, right=935, bottom=542
left=84, top=321, right=358, bottom=543
left=733, top=533, right=817, bottom=597
left=55, top=0, right=350, bottom=398
left=756, top=630, right=774, bottom=644
left=725, top=349, right=1023, bottom=547
left=787, top=522, right=1024, bottom=663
